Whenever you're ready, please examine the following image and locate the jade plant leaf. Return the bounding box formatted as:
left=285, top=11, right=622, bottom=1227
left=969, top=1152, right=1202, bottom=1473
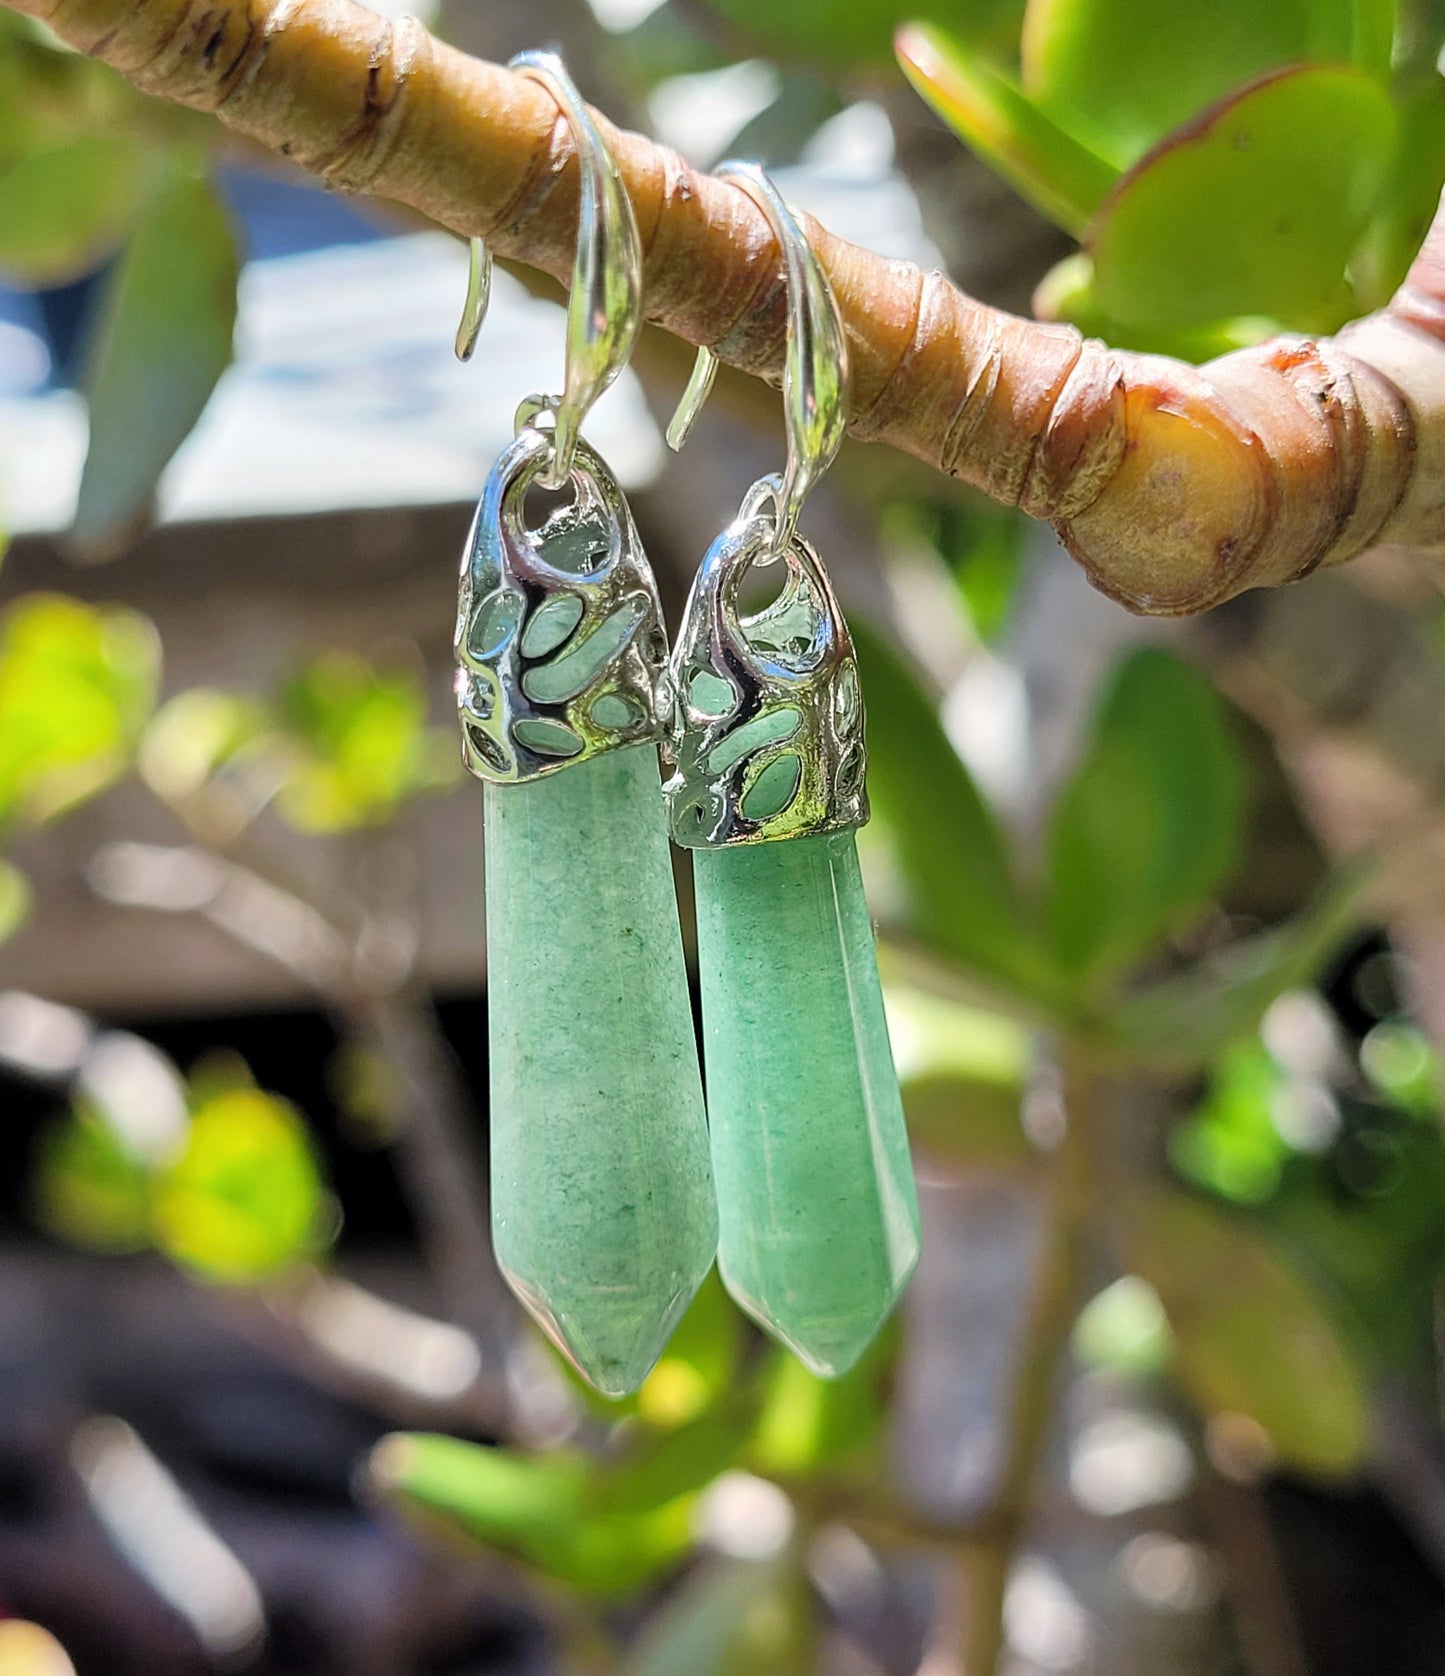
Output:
left=275, top=651, right=458, bottom=831
left=74, top=172, right=240, bottom=553
left=896, top=23, right=1116, bottom=234
left=1020, top=0, right=1393, bottom=167
left=151, top=1088, right=330, bottom=1283
left=700, top=0, right=1025, bottom=70
left=851, top=620, right=1054, bottom=1003
left=0, top=135, right=152, bottom=287
left=1118, top=1188, right=1371, bottom=1475
left=1045, top=647, right=1244, bottom=987
left=369, top=1433, right=698, bottom=1592
left=0, top=592, right=160, bottom=827
left=1088, top=66, right=1397, bottom=337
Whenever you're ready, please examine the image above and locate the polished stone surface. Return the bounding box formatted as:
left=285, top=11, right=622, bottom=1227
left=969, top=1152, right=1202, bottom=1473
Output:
left=485, top=744, right=715, bottom=1396
left=694, top=830, right=920, bottom=1376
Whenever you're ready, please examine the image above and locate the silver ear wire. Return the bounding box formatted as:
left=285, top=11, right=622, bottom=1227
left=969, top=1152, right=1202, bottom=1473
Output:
left=663, top=163, right=863, bottom=848
left=454, top=51, right=643, bottom=489
left=666, top=162, right=849, bottom=559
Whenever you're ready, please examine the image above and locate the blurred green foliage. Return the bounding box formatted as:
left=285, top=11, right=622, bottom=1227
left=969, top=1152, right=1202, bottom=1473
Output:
left=3, top=1, right=1444, bottom=1660
left=0, top=594, right=158, bottom=920
left=36, top=1057, right=336, bottom=1284
left=890, top=0, right=1442, bottom=350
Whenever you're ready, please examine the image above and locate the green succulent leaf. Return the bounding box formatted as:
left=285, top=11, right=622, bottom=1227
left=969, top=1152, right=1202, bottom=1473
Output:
left=34, top=1103, right=153, bottom=1254
left=1045, top=647, right=1245, bottom=987
left=1088, top=66, right=1396, bottom=337
left=0, top=134, right=153, bottom=286
left=276, top=651, right=457, bottom=832
left=0, top=592, right=160, bottom=827
left=1020, top=0, right=1394, bottom=168
left=370, top=1433, right=697, bottom=1592
left=851, top=620, right=1054, bottom=1003
left=152, top=1087, right=331, bottom=1283
left=749, top=1335, right=890, bottom=1475
left=896, top=23, right=1116, bottom=234
left=698, top=0, right=1025, bottom=70
left=75, top=171, right=240, bottom=553
left=1119, top=1188, right=1370, bottom=1475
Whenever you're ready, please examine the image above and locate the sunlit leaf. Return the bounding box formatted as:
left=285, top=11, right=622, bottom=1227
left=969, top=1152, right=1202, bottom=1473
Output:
left=851, top=620, right=1056, bottom=1004
left=629, top=1557, right=812, bottom=1676
left=1020, top=0, right=1391, bottom=167
left=0, top=858, right=31, bottom=945
left=276, top=651, right=457, bottom=832
left=74, top=171, right=239, bottom=553
left=1170, top=1038, right=1293, bottom=1204
left=1089, top=67, right=1396, bottom=337
left=33, top=1103, right=152, bottom=1253
left=0, top=592, right=160, bottom=826
left=596, top=1411, right=751, bottom=1516
left=151, top=1087, right=329, bottom=1283
left=1045, top=647, right=1244, bottom=986
left=0, top=134, right=151, bottom=286
left=896, top=24, right=1116, bottom=235
left=370, top=1433, right=696, bottom=1592
left=636, top=1273, right=746, bottom=1430
left=749, top=1334, right=890, bottom=1476
left=698, top=0, right=1025, bottom=69
left=1119, top=1188, right=1371, bottom=1474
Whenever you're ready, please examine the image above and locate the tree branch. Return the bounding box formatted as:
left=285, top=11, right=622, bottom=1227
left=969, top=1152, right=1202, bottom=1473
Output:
left=12, top=0, right=1445, bottom=613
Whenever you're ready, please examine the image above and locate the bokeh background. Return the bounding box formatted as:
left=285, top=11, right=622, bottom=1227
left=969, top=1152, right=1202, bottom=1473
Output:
left=2, top=0, right=1445, bottom=1672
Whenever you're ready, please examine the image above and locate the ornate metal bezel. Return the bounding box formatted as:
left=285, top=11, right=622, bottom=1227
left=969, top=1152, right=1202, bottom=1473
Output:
left=664, top=490, right=868, bottom=847
left=454, top=425, right=671, bottom=785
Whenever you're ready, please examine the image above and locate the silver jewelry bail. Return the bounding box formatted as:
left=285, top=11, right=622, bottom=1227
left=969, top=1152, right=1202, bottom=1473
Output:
left=663, top=163, right=865, bottom=848
left=452, top=53, right=669, bottom=787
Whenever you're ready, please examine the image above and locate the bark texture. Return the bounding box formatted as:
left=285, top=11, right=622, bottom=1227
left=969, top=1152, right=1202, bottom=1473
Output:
left=11, top=0, right=1445, bottom=613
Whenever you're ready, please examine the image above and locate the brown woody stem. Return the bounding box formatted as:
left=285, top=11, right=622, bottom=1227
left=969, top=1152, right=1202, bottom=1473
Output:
left=12, top=0, right=1445, bottom=613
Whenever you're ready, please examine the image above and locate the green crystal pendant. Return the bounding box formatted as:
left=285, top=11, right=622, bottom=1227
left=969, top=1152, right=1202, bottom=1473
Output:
left=485, top=744, right=716, bottom=1396
left=692, top=830, right=921, bottom=1377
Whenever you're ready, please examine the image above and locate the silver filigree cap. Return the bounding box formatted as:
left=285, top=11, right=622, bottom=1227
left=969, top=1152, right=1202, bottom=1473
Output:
left=455, top=426, right=672, bottom=784
left=663, top=489, right=867, bottom=847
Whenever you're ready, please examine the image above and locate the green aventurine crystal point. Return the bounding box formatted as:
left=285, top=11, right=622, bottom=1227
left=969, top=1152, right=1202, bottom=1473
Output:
left=693, top=830, right=921, bottom=1377
left=485, top=744, right=716, bottom=1397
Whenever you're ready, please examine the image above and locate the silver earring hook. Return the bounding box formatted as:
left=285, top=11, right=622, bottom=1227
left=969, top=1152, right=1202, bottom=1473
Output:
left=453, top=50, right=643, bottom=490
left=666, top=162, right=849, bottom=557
left=455, top=235, right=492, bottom=363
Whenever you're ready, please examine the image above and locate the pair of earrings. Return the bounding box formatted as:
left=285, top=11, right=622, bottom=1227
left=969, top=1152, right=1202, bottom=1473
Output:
left=454, top=53, right=920, bottom=1398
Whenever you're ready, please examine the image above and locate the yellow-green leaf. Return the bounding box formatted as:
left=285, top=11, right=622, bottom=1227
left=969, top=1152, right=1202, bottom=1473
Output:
left=1089, top=66, right=1396, bottom=337
left=0, top=593, right=160, bottom=826
left=1021, top=0, right=1391, bottom=167
left=0, top=135, right=151, bottom=286
left=152, top=1088, right=329, bottom=1283
left=896, top=23, right=1116, bottom=235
